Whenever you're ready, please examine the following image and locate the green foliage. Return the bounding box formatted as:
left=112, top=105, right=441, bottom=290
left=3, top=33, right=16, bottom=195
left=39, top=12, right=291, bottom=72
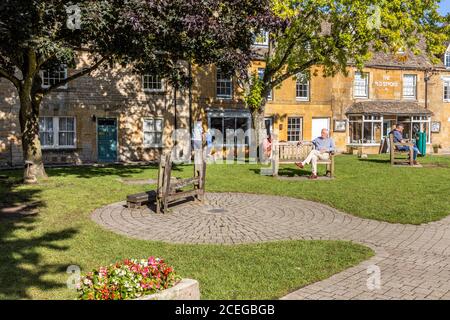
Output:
left=251, top=0, right=449, bottom=114
left=245, top=73, right=265, bottom=113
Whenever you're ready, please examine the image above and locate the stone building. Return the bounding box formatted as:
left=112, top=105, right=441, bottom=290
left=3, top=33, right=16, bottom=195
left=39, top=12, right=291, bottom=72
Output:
left=1, top=43, right=450, bottom=167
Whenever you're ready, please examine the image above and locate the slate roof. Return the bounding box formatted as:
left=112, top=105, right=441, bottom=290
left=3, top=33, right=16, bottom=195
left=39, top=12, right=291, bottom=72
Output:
left=345, top=101, right=433, bottom=115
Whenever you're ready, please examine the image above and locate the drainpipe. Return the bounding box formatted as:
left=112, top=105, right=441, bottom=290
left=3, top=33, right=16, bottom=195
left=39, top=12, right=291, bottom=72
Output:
left=188, top=61, right=193, bottom=138
left=424, top=69, right=430, bottom=110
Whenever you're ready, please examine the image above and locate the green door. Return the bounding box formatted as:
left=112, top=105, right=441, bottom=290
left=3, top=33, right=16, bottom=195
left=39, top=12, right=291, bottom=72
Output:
left=97, top=118, right=117, bottom=162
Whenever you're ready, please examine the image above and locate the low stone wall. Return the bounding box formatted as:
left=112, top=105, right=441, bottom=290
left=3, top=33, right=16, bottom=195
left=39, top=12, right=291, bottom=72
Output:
left=135, top=279, right=200, bottom=300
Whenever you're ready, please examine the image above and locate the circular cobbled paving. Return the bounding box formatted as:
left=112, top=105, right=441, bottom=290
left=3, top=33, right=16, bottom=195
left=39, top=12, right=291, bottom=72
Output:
left=92, top=192, right=450, bottom=300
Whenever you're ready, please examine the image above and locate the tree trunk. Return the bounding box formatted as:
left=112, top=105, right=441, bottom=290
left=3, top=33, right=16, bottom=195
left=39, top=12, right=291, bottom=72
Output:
left=19, top=88, right=47, bottom=183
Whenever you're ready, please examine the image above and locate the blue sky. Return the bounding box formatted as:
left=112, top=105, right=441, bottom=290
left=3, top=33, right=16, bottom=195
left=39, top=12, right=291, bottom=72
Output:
left=439, top=1, right=450, bottom=15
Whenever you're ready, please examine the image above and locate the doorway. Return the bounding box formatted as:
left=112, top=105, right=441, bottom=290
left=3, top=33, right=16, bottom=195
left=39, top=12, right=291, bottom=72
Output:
left=312, top=118, right=330, bottom=140
left=97, top=118, right=118, bottom=162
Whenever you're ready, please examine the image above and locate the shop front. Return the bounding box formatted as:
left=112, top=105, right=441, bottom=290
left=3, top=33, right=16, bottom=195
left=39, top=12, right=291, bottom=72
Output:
left=346, top=101, right=433, bottom=154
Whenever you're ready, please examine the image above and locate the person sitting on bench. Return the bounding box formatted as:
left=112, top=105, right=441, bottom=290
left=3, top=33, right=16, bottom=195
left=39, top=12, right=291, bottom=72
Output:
left=390, top=123, right=421, bottom=165
left=295, top=129, right=335, bottom=179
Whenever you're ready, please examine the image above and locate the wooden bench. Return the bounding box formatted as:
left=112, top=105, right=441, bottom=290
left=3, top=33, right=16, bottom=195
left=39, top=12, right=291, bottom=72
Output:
left=156, top=151, right=206, bottom=214
left=126, top=190, right=157, bottom=209
left=389, top=132, right=414, bottom=166
left=270, top=141, right=335, bottom=177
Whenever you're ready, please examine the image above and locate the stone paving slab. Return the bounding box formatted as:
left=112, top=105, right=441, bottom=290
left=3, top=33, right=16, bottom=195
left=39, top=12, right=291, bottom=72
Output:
left=91, top=192, right=450, bottom=300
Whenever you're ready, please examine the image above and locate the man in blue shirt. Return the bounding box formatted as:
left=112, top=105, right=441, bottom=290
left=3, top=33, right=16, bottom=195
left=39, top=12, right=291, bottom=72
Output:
left=295, top=129, right=335, bottom=179
left=391, top=124, right=421, bottom=164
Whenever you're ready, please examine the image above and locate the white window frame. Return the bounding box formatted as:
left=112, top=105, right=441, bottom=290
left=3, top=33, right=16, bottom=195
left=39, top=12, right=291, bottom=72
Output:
left=443, top=78, right=450, bottom=102
left=353, top=72, right=369, bottom=99
left=142, top=74, right=164, bottom=92
left=40, top=65, right=68, bottom=89
left=216, top=69, right=233, bottom=100
left=403, top=74, right=417, bottom=100
left=445, top=52, right=450, bottom=69
left=296, top=72, right=310, bottom=101
left=348, top=115, right=431, bottom=145
left=143, top=118, right=163, bottom=148
left=253, top=30, right=269, bottom=47
left=39, top=116, right=76, bottom=149
left=287, top=117, right=303, bottom=142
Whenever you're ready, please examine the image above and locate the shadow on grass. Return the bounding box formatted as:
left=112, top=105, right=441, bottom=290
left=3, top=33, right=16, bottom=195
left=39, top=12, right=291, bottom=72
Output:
left=249, top=167, right=311, bottom=177
left=44, top=163, right=186, bottom=180
left=0, top=176, right=78, bottom=299
left=357, top=158, right=391, bottom=164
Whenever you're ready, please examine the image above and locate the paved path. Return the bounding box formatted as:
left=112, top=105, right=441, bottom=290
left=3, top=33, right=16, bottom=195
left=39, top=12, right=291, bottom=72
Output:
left=91, top=192, right=450, bottom=300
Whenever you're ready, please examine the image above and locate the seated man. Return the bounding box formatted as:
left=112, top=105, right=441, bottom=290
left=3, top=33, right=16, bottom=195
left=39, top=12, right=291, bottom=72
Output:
left=295, top=129, right=335, bottom=179
left=390, top=124, right=421, bottom=165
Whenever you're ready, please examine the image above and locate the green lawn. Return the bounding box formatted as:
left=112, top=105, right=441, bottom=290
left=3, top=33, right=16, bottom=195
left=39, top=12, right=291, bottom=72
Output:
left=1, top=154, right=449, bottom=300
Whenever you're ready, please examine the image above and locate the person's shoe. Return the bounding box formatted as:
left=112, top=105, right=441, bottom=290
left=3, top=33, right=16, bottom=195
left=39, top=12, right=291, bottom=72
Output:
left=295, top=162, right=304, bottom=169
left=413, top=160, right=420, bottom=165
left=308, top=174, right=318, bottom=180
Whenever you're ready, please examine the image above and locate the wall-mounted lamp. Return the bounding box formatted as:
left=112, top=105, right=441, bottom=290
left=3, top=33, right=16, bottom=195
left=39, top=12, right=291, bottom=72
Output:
left=279, top=124, right=283, bottom=130
left=91, top=115, right=97, bottom=123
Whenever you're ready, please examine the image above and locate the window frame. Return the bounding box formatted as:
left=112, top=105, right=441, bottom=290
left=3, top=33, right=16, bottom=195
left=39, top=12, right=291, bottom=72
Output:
left=348, top=115, right=382, bottom=145
left=348, top=115, right=431, bottom=145
left=142, top=74, right=164, bottom=93
left=39, top=116, right=76, bottom=149
left=253, top=30, right=269, bottom=47
left=287, top=117, right=303, bottom=142
left=143, top=118, right=164, bottom=148
left=402, top=74, right=417, bottom=100
left=443, top=78, right=450, bottom=102
left=353, top=72, right=369, bottom=99
left=40, top=65, right=68, bottom=90
left=207, top=111, right=252, bottom=147
left=295, top=72, right=310, bottom=101
left=216, top=69, right=233, bottom=100
left=445, top=52, right=450, bottom=69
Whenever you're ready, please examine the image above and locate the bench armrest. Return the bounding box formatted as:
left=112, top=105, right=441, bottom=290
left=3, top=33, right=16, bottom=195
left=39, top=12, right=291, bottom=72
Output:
left=394, top=142, right=414, bottom=147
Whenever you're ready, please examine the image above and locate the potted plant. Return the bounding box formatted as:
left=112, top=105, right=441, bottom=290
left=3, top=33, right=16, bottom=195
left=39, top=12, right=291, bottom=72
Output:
left=432, top=144, right=441, bottom=154
left=77, top=257, right=199, bottom=300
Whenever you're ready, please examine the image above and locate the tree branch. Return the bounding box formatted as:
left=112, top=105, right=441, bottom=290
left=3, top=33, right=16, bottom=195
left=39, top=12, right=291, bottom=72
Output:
left=269, top=58, right=318, bottom=89
left=0, top=67, right=20, bottom=88
left=40, top=57, right=108, bottom=94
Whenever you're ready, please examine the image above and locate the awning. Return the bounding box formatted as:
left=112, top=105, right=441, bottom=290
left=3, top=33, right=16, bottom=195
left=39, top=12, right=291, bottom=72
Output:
left=345, top=101, right=433, bottom=116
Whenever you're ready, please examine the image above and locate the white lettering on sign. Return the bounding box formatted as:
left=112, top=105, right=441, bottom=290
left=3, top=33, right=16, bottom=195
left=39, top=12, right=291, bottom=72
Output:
left=374, top=75, right=398, bottom=87
left=374, top=81, right=399, bottom=87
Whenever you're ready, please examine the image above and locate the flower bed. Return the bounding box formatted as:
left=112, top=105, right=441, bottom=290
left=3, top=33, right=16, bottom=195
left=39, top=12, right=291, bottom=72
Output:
left=78, top=257, right=180, bottom=300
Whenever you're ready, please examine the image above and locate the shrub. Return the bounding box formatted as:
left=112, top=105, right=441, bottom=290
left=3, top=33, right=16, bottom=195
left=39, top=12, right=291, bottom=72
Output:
left=78, top=257, right=180, bottom=300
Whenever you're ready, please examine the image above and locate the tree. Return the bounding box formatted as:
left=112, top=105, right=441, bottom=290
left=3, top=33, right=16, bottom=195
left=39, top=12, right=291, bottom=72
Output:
left=0, top=0, right=269, bottom=183
left=246, top=0, right=449, bottom=152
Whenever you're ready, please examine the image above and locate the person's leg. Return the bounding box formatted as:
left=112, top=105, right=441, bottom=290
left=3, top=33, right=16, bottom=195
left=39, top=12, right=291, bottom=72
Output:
left=313, top=153, right=330, bottom=176
left=413, top=146, right=420, bottom=160
left=311, top=154, right=319, bottom=175
left=302, top=150, right=320, bottom=166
